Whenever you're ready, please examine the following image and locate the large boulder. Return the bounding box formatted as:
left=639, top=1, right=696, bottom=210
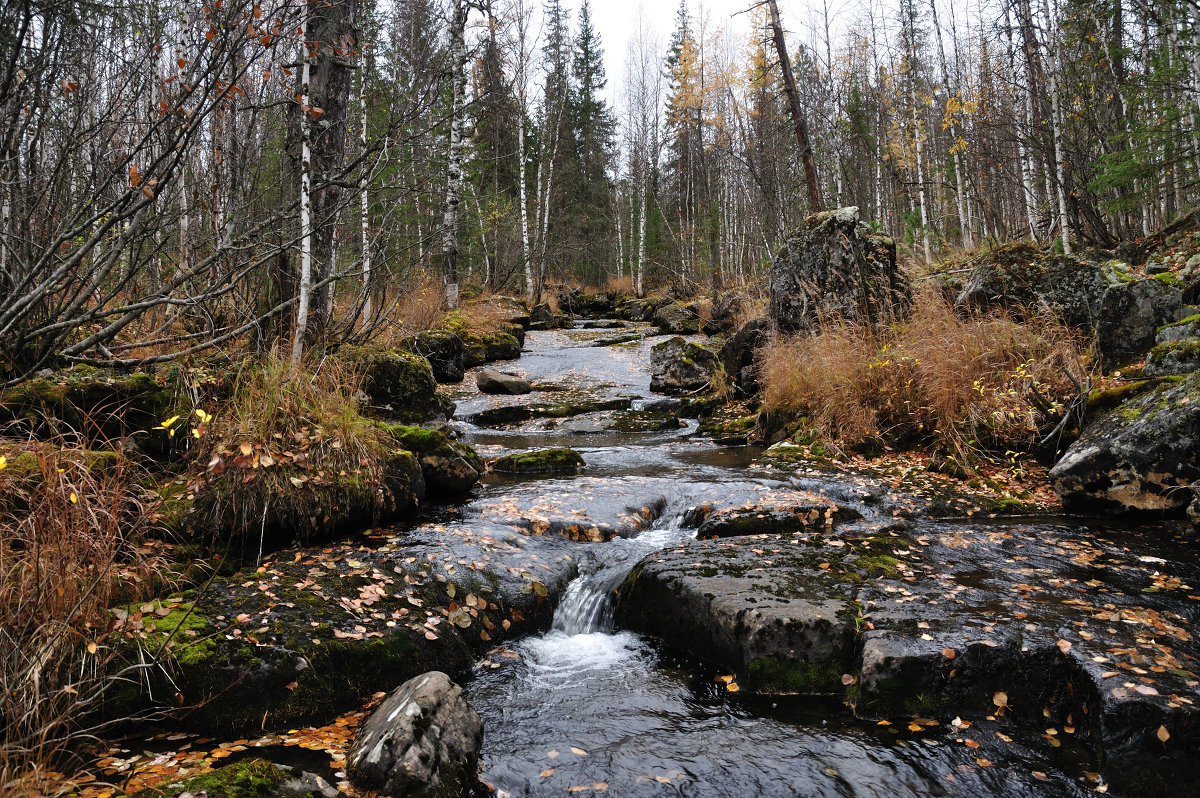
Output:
left=402, top=331, right=466, bottom=384
left=1095, top=276, right=1183, bottom=363
left=338, top=347, right=454, bottom=423
left=719, top=318, right=769, bottom=397
left=383, top=425, right=484, bottom=496
left=652, top=302, right=701, bottom=334
left=768, top=206, right=910, bottom=334
left=650, top=337, right=720, bottom=395
left=475, top=369, right=532, bottom=395
left=958, top=245, right=1183, bottom=364
left=1050, top=369, right=1200, bottom=513
left=348, top=671, right=482, bottom=798
left=1145, top=314, right=1200, bottom=377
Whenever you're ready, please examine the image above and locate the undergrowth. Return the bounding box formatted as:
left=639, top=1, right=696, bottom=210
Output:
left=760, top=289, right=1091, bottom=465
left=0, top=440, right=163, bottom=796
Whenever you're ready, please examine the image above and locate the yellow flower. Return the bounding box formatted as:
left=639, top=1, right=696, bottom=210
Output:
left=0, top=455, right=6, bottom=471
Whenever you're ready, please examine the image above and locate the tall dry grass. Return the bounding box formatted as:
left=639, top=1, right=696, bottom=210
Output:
left=0, top=442, right=162, bottom=796
left=760, top=289, right=1090, bottom=463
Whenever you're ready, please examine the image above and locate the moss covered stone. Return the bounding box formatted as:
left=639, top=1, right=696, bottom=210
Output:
left=335, top=346, right=453, bottom=423
left=0, top=369, right=184, bottom=456
left=491, top=448, right=584, bottom=474
left=747, top=656, right=843, bottom=694
left=129, top=758, right=327, bottom=798
left=381, top=424, right=483, bottom=495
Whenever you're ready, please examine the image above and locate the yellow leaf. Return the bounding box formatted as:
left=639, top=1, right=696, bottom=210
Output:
left=0, top=455, right=6, bottom=470
left=726, top=682, right=740, bottom=692
left=86, top=641, right=98, bottom=654
left=158, top=414, right=181, bottom=429
left=1157, top=725, right=1170, bottom=743
left=69, top=492, right=77, bottom=504
left=240, top=442, right=253, bottom=456
left=570, top=747, right=588, bottom=756
left=1056, top=639, right=1072, bottom=655
left=993, top=692, right=1008, bottom=708
left=540, top=769, right=554, bottom=778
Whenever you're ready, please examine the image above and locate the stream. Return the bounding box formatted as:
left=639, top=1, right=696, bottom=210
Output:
left=446, top=324, right=1094, bottom=797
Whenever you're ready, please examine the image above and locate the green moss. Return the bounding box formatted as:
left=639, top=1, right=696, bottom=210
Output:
left=1159, top=313, right=1200, bottom=332
left=491, top=447, right=584, bottom=474
left=1148, top=338, right=1200, bottom=364
left=115, top=601, right=214, bottom=667
left=746, top=656, right=843, bottom=694
left=1152, top=272, right=1185, bottom=288
left=129, top=759, right=293, bottom=798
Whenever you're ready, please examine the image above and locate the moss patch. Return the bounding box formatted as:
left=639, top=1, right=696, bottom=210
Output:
left=129, top=758, right=296, bottom=798
left=746, top=656, right=843, bottom=694
left=491, top=448, right=584, bottom=474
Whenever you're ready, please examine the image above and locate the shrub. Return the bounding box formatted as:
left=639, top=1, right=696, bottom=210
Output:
left=0, top=441, right=162, bottom=796
left=760, top=289, right=1090, bottom=464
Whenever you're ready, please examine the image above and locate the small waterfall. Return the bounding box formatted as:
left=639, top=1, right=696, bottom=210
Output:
left=552, top=517, right=689, bottom=635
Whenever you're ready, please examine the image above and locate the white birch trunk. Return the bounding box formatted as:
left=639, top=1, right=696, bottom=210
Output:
left=929, top=0, right=970, bottom=248
left=291, top=0, right=313, bottom=369
left=440, top=0, right=468, bottom=310
left=360, top=57, right=371, bottom=326
left=1041, top=0, right=1071, bottom=254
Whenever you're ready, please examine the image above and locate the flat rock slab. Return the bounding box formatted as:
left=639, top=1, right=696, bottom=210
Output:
left=617, top=519, right=1200, bottom=796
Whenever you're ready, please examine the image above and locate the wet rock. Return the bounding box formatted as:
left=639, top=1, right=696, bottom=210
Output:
left=401, top=331, right=466, bottom=384
left=467, top=397, right=631, bottom=428
left=604, top=409, right=684, bottom=433
left=1050, top=370, right=1200, bottom=513
left=347, top=671, right=482, bottom=798
left=475, top=369, right=532, bottom=395
left=719, top=318, right=769, bottom=397
left=649, top=337, right=719, bottom=395
left=617, top=297, right=665, bottom=322
left=383, top=425, right=484, bottom=497
left=337, top=347, right=454, bottom=424
left=529, top=302, right=556, bottom=330
left=490, top=447, right=584, bottom=474
left=457, top=331, right=522, bottom=367
left=768, top=206, right=910, bottom=334
left=556, top=289, right=614, bottom=318
left=702, top=293, right=744, bottom=336
left=618, top=519, right=1200, bottom=797
left=652, top=302, right=701, bottom=334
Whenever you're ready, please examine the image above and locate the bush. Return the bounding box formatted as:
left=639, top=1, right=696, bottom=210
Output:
left=0, top=441, right=162, bottom=796
left=760, top=289, right=1090, bottom=464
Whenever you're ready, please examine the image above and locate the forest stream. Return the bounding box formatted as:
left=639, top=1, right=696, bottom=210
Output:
left=89, top=321, right=1198, bottom=798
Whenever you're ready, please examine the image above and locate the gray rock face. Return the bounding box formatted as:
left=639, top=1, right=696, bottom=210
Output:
left=719, top=318, right=768, bottom=397
left=528, top=302, right=556, bottom=330
left=652, top=302, right=701, bottom=334
left=958, top=245, right=1183, bottom=364
left=1050, top=370, right=1200, bottom=513
left=1096, top=277, right=1183, bottom=363
left=768, top=206, right=910, bottom=334
left=649, top=336, right=719, bottom=395
left=475, top=368, right=532, bottom=395
left=348, top=671, right=482, bottom=798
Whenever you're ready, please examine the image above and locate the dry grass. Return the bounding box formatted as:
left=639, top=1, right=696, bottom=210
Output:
left=0, top=441, right=162, bottom=796
left=760, top=289, right=1090, bottom=464
left=185, top=353, right=392, bottom=551
left=606, top=275, right=634, bottom=295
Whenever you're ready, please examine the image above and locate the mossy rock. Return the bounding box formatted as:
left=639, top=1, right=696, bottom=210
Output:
left=160, top=444, right=423, bottom=552
left=1145, top=338, right=1200, bottom=377
left=483, top=332, right=522, bottom=362
left=490, top=448, right=584, bottom=474
left=381, top=424, right=483, bottom=495
left=401, top=330, right=466, bottom=384
left=128, top=758, right=322, bottom=798
left=606, top=410, right=684, bottom=433
left=0, top=370, right=185, bottom=457
left=335, top=346, right=453, bottom=423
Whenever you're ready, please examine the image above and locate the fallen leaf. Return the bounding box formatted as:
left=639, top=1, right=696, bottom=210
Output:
left=993, top=692, right=1009, bottom=709
left=1056, top=639, right=1072, bottom=655
left=570, top=747, right=588, bottom=756
left=841, top=673, right=856, bottom=686
left=540, top=769, right=554, bottom=778
left=1157, top=725, right=1170, bottom=742
left=942, top=647, right=956, bottom=660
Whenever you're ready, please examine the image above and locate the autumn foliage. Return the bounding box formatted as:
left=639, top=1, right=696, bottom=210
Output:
left=760, top=289, right=1090, bottom=464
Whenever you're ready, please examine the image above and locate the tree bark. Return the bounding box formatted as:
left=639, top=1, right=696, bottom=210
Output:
left=766, top=0, right=822, bottom=212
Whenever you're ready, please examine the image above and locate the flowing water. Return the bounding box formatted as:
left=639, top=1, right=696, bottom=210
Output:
left=453, top=324, right=1093, bottom=797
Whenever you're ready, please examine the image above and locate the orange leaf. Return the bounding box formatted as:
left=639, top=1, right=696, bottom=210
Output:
left=942, top=647, right=956, bottom=660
